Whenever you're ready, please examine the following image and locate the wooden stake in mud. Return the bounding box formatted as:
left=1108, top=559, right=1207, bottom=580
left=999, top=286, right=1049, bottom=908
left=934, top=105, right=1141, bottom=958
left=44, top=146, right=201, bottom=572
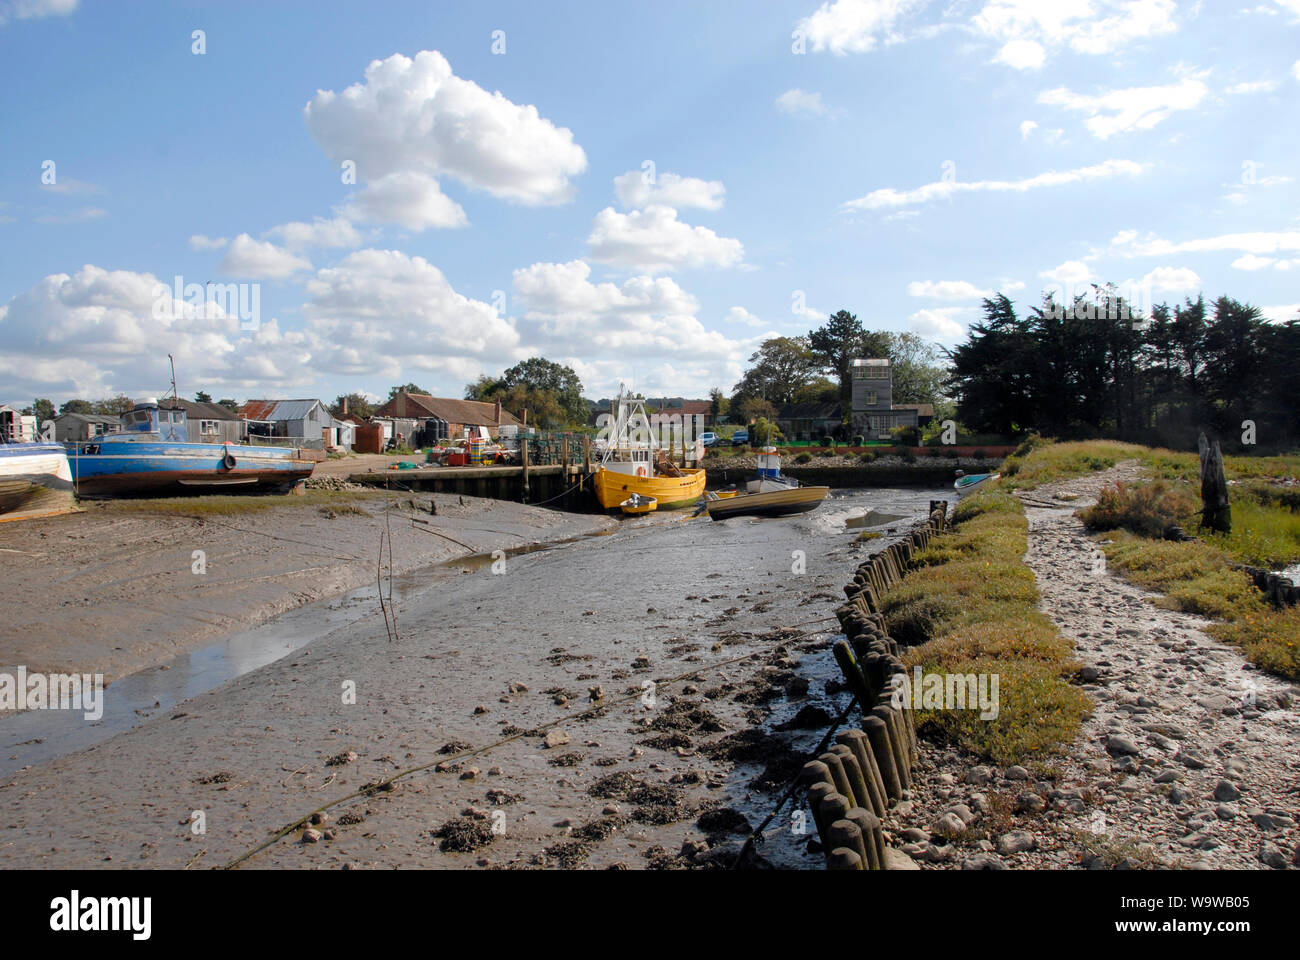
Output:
left=827, top=820, right=869, bottom=869
left=827, top=848, right=862, bottom=871
left=863, top=715, right=902, bottom=801
left=836, top=730, right=887, bottom=818
left=1198, top=432, right=1231, bottom=533
left=845, top=807, right=885, bottom=870
left=520, top=438, right=530, bottom=503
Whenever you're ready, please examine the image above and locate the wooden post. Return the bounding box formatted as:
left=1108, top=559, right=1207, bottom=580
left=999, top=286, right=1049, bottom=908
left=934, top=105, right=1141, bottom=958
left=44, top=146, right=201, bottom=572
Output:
left=1198, top=432, right=1231, bottom=533
left=520, top=438, right=530, bottom=503
left=863, top=715, right=902, bottom=801
left=827, top=848, right=863, bottom=871
left=827, top=821, right=869, bottom=870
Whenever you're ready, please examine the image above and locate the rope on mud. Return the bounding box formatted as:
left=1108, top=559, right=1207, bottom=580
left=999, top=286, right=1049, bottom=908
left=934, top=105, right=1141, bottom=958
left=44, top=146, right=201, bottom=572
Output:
left=219, top=618, right=841, bottom=870
left=731, top=694, right=858, bottom=869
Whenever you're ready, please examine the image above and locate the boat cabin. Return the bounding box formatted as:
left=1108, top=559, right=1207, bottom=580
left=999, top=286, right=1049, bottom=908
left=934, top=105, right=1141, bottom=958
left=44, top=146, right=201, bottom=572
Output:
left=119, top=399, right=189, bottom=442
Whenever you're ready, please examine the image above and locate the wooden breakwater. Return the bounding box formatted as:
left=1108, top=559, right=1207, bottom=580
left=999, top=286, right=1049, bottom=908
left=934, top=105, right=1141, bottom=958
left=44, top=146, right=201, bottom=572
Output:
left=797, top=500, right=949, bottom=870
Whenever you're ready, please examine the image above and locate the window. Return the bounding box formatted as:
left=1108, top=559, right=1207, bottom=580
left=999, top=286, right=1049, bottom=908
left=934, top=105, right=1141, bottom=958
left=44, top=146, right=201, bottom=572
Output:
left=200, top=420, right=220, bottom=436
left=865, top=392, right=878, bottom=407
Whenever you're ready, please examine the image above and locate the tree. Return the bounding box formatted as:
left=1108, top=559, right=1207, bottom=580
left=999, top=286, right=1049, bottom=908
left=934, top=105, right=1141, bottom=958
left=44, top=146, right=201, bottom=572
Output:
left=738, top=397, right=776, bottom=424
left=708, top=387, right=729, bottom=423
left=32, top=398, right=55, bottom=425
left=466, top=358, right=586, bottom=428
left=808, top=310, right=892, bottom=416
left=730, top=336, right=817, bottom=408
left=329, top=392, right=375, bottom=420
left=883, top=332, right=948, bottom=406
left=388, top=382, right=428, bottom=400
left=94, top=395, right=134, bottom=416
left=792, top=377, right=840, bottom=404
left=194, top=391, right=213, bottom=403
left=217, top=398, right=240, bottom=412
left=59, top=399, right=93, bottom=415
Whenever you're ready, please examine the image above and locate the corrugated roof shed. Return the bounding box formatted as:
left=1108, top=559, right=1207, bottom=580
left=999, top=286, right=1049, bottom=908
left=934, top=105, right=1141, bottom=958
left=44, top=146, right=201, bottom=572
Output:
left=374, top=393, right=522, bottom=427
left=239, top=399, right=327, bottom=422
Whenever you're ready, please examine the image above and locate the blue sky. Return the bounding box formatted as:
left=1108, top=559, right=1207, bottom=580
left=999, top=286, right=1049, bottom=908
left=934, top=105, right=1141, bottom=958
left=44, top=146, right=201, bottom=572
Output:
left=1, top=0, right=1298, bottom=407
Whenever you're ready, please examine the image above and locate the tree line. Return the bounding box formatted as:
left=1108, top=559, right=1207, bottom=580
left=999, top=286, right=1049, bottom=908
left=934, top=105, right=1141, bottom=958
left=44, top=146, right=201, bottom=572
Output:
left=949, top=288, right=1299, bottom=452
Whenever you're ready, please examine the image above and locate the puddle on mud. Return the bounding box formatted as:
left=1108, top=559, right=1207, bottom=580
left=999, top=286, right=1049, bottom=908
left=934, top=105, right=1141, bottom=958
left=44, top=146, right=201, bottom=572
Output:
left=0, top=528, right=614, bottom=778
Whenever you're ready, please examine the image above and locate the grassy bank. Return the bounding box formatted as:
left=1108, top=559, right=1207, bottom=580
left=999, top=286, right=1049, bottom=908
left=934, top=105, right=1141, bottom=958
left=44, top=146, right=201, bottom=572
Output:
left=882, top=489, right=1091, bottom=764
left=95, top=488, right=396, bottom=516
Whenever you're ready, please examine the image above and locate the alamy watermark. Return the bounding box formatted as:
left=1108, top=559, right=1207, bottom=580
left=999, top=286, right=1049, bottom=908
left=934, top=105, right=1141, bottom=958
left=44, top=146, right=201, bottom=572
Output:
left=0, top=667, right=104, bottom=721
left=152, top=275, right=261, bottom=330
left=889, top=666, right=1000, bottom=720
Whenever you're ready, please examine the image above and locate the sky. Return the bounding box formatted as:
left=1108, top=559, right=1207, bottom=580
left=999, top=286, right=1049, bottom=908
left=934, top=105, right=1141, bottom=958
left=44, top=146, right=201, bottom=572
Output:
left=1, top=0, right=1298, bottom=408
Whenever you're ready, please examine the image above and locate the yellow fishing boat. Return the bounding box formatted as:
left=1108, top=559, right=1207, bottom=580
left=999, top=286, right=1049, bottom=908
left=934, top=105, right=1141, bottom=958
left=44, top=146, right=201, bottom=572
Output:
left=593, top=388, right=706, bottom=510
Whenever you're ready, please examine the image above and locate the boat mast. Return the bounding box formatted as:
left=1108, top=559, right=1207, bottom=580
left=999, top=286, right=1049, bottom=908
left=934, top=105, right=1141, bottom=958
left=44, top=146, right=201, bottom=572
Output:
left=167, top=353, right=179, bottom=405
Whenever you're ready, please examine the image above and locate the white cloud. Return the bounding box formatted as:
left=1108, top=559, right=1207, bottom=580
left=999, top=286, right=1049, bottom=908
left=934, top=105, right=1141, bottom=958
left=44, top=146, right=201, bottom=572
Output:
left=220, top=234, right=312, bottom=279
left=995, top=39, right=1045, bottom=70
left=1225, top=79, right=1278, bottom=95
left=341, top=172, right=468, bottom=231
left=587, top=205, right=744, bottom=274
left=1019, top=119, right=1038, bottom=140
left=908, top=307, right=968, bottom=342
left=1293, top=60, right=1300, bottom=81
left=725, top=306, right=764, bottom=328
left=0, top=0, right=77, bottom=27
left=302, top=249, right=519, bottom=377
left=1139, top=266, right=1201, bottom=291
left=1038, top=77, right=1208, bottom=139
left=795, top=0, right=925, bottom=54
left=39, top=177, right=102, bottom=196
left=775, top=88, right=830, bottom=116
left=304, top=50, right=586, bottom=230
left=0, top=264, right=308, bottom=398
left=1261, top=303, right=1300, bottom=324
left=613, top=171, right=725, bottom=211
left=844, top=158, right=1144, bottom=210
left=1124, top=230, right=1300, bottom=258
left=33, top=206, right=106, bottom=223
left=189, top=234, right=229, bottom=252
left=1040, top=260, right=1093, bottom=285
left=265, top=217, right=361, bottom=251
left=907, top=280, right=992, bottom=300
left=1232, top=253, right=1277, bottom=271
left=973, top=0, right=1178, bottom=61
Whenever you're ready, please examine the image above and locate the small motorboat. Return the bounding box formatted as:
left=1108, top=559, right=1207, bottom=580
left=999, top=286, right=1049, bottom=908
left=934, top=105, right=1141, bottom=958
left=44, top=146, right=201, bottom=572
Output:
left=954, top=470, right=1000, bottom=498
left=703, top=447, right=828, bottom=521
left=620, top=493, right=657, bottom=515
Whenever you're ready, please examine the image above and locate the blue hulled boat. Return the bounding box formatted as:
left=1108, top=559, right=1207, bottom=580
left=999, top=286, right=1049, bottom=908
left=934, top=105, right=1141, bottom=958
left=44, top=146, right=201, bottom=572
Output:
left=65, top=399, right=315, bottom=497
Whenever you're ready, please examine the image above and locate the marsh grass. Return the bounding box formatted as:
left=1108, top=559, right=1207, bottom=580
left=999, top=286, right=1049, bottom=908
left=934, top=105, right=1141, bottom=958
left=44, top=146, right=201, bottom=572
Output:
left=886, top=489, right=1091, bottom=765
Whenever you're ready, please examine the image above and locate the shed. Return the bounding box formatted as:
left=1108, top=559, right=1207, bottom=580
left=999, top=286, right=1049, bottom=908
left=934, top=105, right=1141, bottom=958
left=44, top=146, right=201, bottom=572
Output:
left=53, top=412, right=122, bottom=442
left=240, top=399, right=337, bottom=450
left=161, top=398, right=242, bottom=443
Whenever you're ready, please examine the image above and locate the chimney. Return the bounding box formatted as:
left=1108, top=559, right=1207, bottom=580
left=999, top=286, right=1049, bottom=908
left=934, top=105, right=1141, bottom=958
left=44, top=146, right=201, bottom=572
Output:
left=523, top=407, right=528, bottom=427
left=342, top=397, right=349, bottom=416
left=396, top=393, right=406, bottom=418
left=495, top=399, right=502, bottom=424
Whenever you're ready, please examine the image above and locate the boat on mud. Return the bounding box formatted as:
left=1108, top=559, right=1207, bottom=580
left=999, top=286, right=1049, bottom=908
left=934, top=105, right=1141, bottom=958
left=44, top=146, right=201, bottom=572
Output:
left=0, top=440, right=77, bottom=522
left=65, top=399, right=316, bottom=497
left=593, top=389, right=706, bottom=510
left=620, top=493, right=657, bottom=515
left=703, top=447, right=828, bottom=521
left=954, top=470, right=1000, bottom=498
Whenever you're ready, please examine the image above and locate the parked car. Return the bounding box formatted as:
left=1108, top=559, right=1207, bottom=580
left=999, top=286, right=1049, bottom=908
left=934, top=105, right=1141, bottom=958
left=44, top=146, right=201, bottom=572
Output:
left=731, top=429, right=749, bottom=446
left=699, top=431, right=719, bottom=447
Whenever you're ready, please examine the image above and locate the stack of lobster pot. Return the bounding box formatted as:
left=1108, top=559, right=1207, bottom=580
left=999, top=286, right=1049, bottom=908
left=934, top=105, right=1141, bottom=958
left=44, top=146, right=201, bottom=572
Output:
left=803, top=500, right=948, bottom=870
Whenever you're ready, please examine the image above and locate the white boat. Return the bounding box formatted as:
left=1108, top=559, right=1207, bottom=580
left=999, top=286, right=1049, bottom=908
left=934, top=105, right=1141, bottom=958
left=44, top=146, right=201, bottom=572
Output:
left=703, top=448, right=828, bottom=520
left=0, top=441, right=77, bottom=522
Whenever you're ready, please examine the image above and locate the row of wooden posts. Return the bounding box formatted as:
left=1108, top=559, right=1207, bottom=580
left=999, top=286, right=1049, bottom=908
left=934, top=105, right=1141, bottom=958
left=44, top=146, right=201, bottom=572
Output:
left=797, top=500, right=949, bottom=871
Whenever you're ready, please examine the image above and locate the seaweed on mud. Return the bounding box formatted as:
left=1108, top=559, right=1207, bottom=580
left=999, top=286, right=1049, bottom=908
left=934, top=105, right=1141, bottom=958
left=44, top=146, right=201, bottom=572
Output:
left=776, top=704, right=834, bottom=730
left=486, top=789, right=524, bottom=806
left=535, top=839, right=591, bottom=868
left=587, top=772, right=640, bottom=799
left=643, top=845, right=690, bottom=870
left=647, top=700, right=725, bottom=734
left=573, top=815, right=627, bottom=843
left=193, top=771, right=234, bottom=785
left=628, top=784, right=693, bottom=825
left=697, top=808, right=751, bottom=838
left=434, top=817, right=495, bottom=853
left=638, top=732, right=693, bottom=751
left=594, top=757, right=619, bottom=767
left=546, top=651, right=594, bottom=666
left=701, top=729, right=802, bottom=792
left=335, top=810, right=366, bottom=826
left=548, top=752, right=586, bottom=767
left=437, top=740, right=473, bottom=755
